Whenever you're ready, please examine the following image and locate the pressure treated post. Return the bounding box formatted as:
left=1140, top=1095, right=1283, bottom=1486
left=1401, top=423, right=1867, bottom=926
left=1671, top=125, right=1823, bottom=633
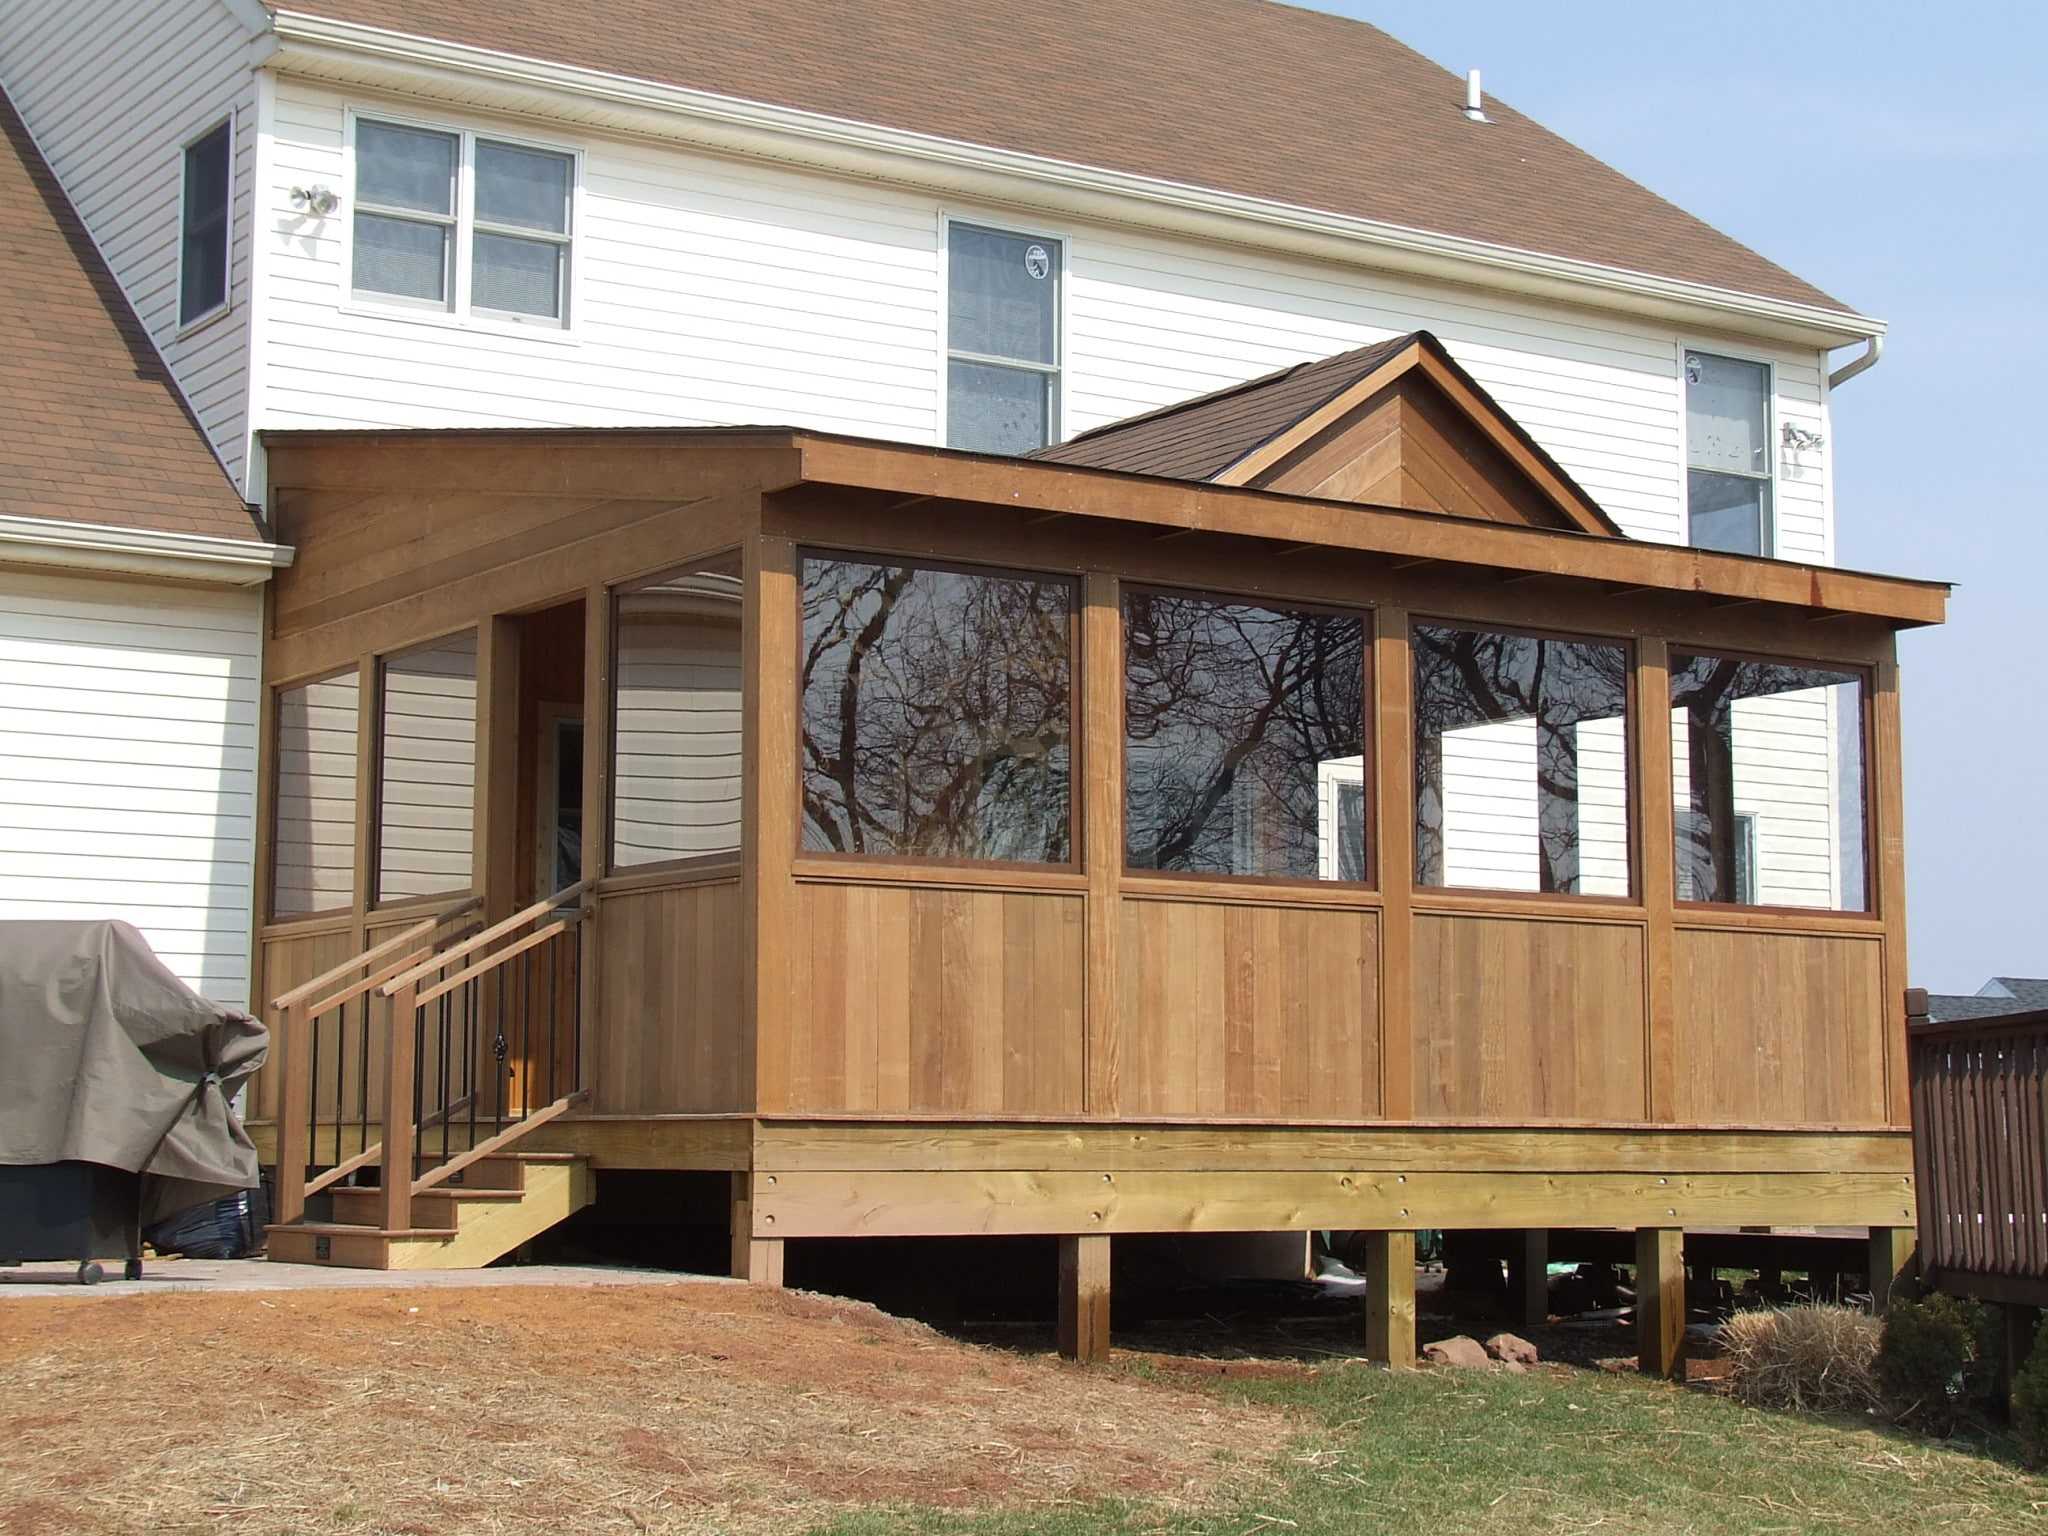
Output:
left=1364, top=1230, right=1416, bottom=1368
left=379, top=982, right=417, bottom=1232
left=272, top=998, right=310, bottom=1227
left=1058, top=1234, right=1111, bottom=1363
left=1868, top=1226, right=1918, bottom=1314
left=729, top=1174, right=784, bottom=1286
left=1509, top=1229, right=1550, bottom=1328
left=1636, top=1227, right=1685, bottom=1378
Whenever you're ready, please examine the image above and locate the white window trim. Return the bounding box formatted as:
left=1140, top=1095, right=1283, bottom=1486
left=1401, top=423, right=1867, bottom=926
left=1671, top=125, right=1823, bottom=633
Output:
left=175, top=114, right=235, bottom=337
left=342, top=106, right=584, bottom=338
left=1678, top=339, right=1778, bottom=557
left=937, top=210, right=1068, bottom=452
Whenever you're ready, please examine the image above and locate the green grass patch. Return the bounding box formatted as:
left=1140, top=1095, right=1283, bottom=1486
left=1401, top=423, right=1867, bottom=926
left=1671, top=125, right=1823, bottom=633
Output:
left=810, top=1359, right=2046, bottom=1536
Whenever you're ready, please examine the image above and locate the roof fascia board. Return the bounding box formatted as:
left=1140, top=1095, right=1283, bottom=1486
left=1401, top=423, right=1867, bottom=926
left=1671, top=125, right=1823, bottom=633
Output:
left=266, top=12, right=1885, bottom=350
left=787, top=434, right=1946, bottom=628
left=1211, top=344, right=1421, bottom=487
left=0, top=512, right=292, bottom=585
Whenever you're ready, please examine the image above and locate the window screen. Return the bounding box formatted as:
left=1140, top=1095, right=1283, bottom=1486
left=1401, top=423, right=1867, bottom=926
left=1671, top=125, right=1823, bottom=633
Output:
left=375, top=631, right=478, bottom=902
left=353, top=120, right=457, bottom=306
left=611, top=558, right=744, bottom=870
left=1124, top=590, right=1366, bottom=881
left=272, top=671, right=359, bottom=916
left=179, top=122, right=231, bottom=324
left=1670, top=653, right=1866, bottom=910
left=800, top=555, right=1072, bottom=862
left=947, top=223, right=1060, bottom=455
left=1414, top=625, right=1631, bottom=896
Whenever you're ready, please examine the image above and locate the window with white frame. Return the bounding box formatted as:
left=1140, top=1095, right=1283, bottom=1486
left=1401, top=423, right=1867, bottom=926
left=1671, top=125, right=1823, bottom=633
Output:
left=351, top=117, right=575, bottom=327
left=1684, top=350, right=1773, bottom=556
left=946, top=222, right=1060, bottom=455
left=179, top=120, right=231, bottom=326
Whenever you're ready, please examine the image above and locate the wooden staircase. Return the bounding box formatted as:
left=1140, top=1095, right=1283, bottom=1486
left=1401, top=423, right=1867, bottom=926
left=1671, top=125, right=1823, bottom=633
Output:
left=263, top=885, right=596, bottom=1271
left=267, top=1152, right=594, bottom=1270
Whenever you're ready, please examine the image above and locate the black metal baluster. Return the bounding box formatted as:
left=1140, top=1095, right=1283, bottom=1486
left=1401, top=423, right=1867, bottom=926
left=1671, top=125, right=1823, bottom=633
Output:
left=544, top=933, right=556, bottom=1107
left=412, top=1001, right=425, bottom=1186
left=466, top=979, right=478, bottom=1157
left=492, top=949, right=507, bottom=1135
left=439, top=990, right=452, bottom=1170
left=357, top=992, right=371, bottom=1175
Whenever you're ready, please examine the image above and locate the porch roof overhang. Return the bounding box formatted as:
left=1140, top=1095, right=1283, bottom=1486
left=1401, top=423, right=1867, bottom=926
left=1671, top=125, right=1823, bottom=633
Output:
left=260, top=426, right=1949, bottom=631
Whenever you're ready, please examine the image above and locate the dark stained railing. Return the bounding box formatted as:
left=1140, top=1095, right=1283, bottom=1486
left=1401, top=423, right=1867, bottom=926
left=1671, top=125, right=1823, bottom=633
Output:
left=1909, top=990, right=2048, bottom=1308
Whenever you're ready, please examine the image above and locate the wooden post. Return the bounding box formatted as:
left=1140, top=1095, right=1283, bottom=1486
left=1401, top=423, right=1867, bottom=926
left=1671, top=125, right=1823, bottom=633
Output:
left=729, top=1174, right=785, bottom=1286
left=1636, top=1227, right=1685, bottom=1378
left=1868, top=1226, right=1918, bottom=1314
left=1636, top=638, right=1678, bottom=1120
left=1509, top=1229, right=1550, bottom=1329
left=379, top=980, right=417, bottom=1232
left=1364, top=1230, right=1416, bottom=1369
left=578, top=586, right=609, bottom=1104
left=1372, top=610, right=1414, bottom=1118
left=1873, top=653, right=1912, bottom=1128
left=272, top=998, right=310, bottom=1226
left=1058, top=1233, right=1112, bottom=1363
left=744, top=535, right=798, bottom=1114
left=1081, top=573, right=1122, bottom=1116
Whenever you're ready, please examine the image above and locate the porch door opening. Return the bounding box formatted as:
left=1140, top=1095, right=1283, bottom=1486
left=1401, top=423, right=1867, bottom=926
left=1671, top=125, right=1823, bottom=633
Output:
left=504, top=598, right=586, bottom=1116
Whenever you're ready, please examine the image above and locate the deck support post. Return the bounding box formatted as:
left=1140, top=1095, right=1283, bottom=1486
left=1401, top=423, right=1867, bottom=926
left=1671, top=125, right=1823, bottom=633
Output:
left=1364, top=1230, right=1416, bottom=1369
left=1636, top=1227, right=1685, bottom=1378
left=1057, top=1234, right=1112, bottom=1363
left=1867, top=1226, right=1918, bottom=1314
left=729, top=1175, right=784, bottom=1286
left=1509, top=1229, right=1549, bottom=1328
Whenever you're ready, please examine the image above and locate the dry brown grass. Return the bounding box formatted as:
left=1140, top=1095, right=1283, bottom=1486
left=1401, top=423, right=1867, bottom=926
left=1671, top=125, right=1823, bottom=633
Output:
left=1717, top=1302, right=1885, bottom=1417
left=0, top=1283, right=1291, bottom=1535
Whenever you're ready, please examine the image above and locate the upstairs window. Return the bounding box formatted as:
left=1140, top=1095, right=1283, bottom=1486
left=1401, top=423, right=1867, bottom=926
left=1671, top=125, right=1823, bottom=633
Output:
left=1685, top=350, right=1773, bottom=555
left=946, top=222, right=1061, bottom=455
left=179, top=120, right=232, bottom=326
left=351, top=117, right=575, bottom=327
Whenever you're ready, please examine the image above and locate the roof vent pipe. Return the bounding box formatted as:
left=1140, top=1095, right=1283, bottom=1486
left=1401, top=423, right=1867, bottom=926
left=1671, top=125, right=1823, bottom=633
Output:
left=1464, top=69, right=1490, bottom=123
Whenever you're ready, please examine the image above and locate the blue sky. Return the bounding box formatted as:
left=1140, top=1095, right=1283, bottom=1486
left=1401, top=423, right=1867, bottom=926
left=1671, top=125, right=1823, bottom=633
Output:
left=1308, top=1, right=2046, bottom=991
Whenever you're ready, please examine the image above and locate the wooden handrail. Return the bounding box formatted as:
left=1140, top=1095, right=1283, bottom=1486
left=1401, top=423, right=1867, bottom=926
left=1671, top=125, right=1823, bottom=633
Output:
left=270, top=893, right=482, bottom=1011
left=415, top=912, right=585, bottom=1009
left=379, top=881, right=590, bottom=998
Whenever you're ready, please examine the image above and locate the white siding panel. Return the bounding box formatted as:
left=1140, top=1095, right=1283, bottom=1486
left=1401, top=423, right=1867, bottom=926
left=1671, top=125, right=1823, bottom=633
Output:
left=0, top=570, right=261, bottom=1005
left=257, top=78, right=1832, bottom=559
left=375, top=634, right=478, bottom=903
left=0, top=0, right=258, bottom=492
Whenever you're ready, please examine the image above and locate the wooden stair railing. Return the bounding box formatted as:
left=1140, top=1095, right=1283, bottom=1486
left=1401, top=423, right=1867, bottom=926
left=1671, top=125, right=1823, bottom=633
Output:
left=372, top=882, right=592, bottom=1234
left=270, top=895, right=483, bottom=1227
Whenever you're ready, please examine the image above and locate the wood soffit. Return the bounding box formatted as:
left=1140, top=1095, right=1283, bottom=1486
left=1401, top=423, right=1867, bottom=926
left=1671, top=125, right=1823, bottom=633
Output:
left=258, top=426, right=1949, bottom=629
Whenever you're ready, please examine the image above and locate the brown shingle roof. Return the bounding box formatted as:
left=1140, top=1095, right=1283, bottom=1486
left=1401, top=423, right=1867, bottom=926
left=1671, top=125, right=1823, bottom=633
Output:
left=0, top=90, right=258, bottom=542
left=1033, top=333, right=1419, bottom=481
left=287, top=0, right=1847, bottom=312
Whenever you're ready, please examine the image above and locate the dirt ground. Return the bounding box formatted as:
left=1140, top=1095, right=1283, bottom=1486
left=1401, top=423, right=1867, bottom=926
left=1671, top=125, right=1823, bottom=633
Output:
left=0, top=1281, right=1293, bottom=1536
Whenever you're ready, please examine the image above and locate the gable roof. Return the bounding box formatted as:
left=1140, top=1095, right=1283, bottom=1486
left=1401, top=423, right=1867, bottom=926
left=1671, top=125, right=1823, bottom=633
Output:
left=279, top=0, right=1846, bottom=315
left=0, top=90, right=258, bottom=542
left=1034, top=330, right=1623, bottom=537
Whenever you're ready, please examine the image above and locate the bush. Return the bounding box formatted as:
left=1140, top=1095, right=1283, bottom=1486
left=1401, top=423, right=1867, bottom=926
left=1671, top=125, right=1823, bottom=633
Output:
left=1875, top=1294, right=1990, bottom=1425
left=2011, top=1314, right=2048, bottom=1462
left=1718, top=1303, right=1882, bottom=1416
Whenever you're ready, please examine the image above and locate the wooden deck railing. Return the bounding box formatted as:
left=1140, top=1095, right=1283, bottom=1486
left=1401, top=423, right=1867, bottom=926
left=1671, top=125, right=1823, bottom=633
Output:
left=1909, top=992, right=2048, bottom=1308
left=373, top=882, right=591, bottom=1232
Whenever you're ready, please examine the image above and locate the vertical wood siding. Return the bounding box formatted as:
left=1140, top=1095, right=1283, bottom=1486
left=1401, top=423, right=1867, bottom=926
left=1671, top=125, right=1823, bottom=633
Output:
left=0, top=570, right=262, bottom=1005
left=0, top=0, right=258, bottom=491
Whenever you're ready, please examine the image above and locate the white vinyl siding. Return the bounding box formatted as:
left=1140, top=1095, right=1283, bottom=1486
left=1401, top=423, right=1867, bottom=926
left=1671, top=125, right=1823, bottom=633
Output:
left=0, top=570, right=261, bottom=1007
left=255, top=78, right=1834, bottom=559
left=1433, top=716, right=1627, bottom=899
left=612, top=616, right=743, bottom=868
left=0, top=0, right=258, bottom=492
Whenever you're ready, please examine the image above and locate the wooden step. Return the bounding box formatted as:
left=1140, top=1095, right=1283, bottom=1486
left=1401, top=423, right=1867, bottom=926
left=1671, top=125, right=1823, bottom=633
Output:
left=429, top=1151, right=578, bottom=1192
left=327, top=1185, right=523, bottom=1230
left=265, top=1158, right=595, bottom=1272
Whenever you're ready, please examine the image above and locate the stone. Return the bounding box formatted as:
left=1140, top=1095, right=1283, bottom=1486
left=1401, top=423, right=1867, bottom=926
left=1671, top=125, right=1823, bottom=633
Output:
left=1485, top=1332, right=1540, bottom=1366
left=1421, top=1335, right=1491, bottom=1369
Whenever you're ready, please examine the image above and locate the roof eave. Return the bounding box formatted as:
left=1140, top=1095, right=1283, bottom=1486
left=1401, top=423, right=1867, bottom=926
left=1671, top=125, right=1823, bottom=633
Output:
left=0, top=511, right=293, bottom=586
left=266, top=11, right=1884, bottom=351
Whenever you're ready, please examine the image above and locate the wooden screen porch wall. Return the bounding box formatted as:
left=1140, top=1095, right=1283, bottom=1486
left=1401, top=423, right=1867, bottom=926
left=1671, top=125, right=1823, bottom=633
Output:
left=249, top=429, right=1938, bottom=1285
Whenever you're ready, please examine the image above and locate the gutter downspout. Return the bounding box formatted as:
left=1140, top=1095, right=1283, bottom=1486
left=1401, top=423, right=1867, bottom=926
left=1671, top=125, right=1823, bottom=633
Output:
left=1828, top=334, right=1884, bottom=390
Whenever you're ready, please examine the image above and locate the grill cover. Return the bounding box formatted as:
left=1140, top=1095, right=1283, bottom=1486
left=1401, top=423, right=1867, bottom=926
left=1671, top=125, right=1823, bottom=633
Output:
left=0, top=921, right=268, bottom=1223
